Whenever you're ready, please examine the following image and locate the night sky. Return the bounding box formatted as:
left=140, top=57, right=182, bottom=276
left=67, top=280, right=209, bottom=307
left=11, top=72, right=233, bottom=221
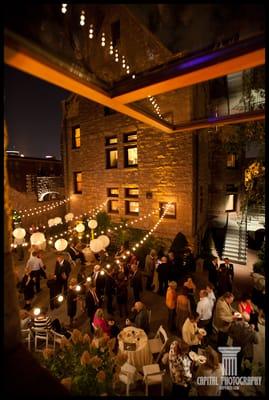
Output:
left=4, top=65, right=70, bottom=159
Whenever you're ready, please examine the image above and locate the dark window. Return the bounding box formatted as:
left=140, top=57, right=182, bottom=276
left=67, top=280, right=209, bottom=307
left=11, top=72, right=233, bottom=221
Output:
left=159, top=202, right=176, bottom=219
left=125, top=188, right=139, bottom=198
left=227, top=153, right=237, bottom=168
left=107, top=188, right=119, bottom=197
left=146, top=191, right=153, bottom=199
left=125, top=200, right=139, bottom=216
left=209, top=77, right=228, bottom=99
left=124, top=146, right=137, bottom=167
left=124, top=132, right=137, bottom=143
left=105, top=136, right=118, bottom=146
left=111, top=20, right=120, bottom=46
left=108, top=199, right=119, bottom=214
left=74, top=172, right=82, bottom=194
left=106, top=149, right=118, bottom=169
left=104, top=107, right=117, bottom=116
left=226, top=184, right=238, bottom=193
left=72, top=126, right=81, bottom=149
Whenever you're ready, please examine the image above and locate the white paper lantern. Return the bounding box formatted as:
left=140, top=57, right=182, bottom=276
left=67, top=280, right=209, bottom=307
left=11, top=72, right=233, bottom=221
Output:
left=48, top=218, right=55, bottom=227
left=89, top=238, right=104, bottom=253
left=75, top=223, right=85, bottom=233
left=54, top=217, right=62, bottom=225
left=98, top=234, right=110, bottom=248
left=65, top=213, right=74, bottom=222
left=54, top=238, right=68, bottom=251
left=88, top=219, right=98, bottom=229
left=12, top=228, right=26, bottom=240
left=30, top=232, right=46, bottom=245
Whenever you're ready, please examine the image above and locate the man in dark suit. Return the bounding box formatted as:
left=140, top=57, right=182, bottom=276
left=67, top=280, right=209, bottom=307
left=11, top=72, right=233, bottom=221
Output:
left=85, top=283, right=99, bottom=333
left=218, top=257, right=234, bottom=294
left=54, top=253, right=72, bottom=296
left=105, top=268, right=116, bottom=315
left=67, top=243, right=86, bottom=265
left=207, top=256, right=219, bottom=289
left=130, top=263, right=143, bottom=301
left=91, top=265, right=106, bottom=306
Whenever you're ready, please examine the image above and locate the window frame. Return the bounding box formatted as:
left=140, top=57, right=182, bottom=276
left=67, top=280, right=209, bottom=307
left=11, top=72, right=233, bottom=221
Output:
left=72, top=125, right=81, bottom=149
left=125, top=187, right=139, bottom=198
left=105, top=136, right=118, bottom=146
left=107, top=188, right=119, bottom=197
left=124, top=145, right=138, bottom=168
left=125, top=200, right=139, bottom=216
left=159, top=202, right=176, bottom=219
left=74, top=171, right=82, bottom=194
left=123, top=132, right=137, bottom=143
left=107, top=199, right=119, bottom=214
left=226, top=153, right=237, bottom=169
left=106, top=148, right=118, bottom=169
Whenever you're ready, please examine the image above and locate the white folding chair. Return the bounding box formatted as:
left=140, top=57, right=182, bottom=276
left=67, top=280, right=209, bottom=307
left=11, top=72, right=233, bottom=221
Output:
left=142, top=364, right=165, bottom=396
left=21, top=328, right=32, bottom=351
left=118, top=362, right=137, bottom=396
left=148, top=325, right=168, bottom=362
left=32, top=327, right=49, bottom=352
left=50, top=329, right=65, bottom=352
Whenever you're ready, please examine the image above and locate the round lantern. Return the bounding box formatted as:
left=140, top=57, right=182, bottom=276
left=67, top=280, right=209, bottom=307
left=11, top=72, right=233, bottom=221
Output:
left=48, top=218, right=55, bottom=227
left=54, top=217, right=62, bottom=225
left=75, top=223, right=85, bottom=233
left=65, top=213, right=74, bottom=222
left=54, top=238, right=68, bottom=251
left=88, top=219, right=98, bottom=229
left=12, top=228, right=26, bottom=240
left=30, top=232, right=46, bottom=246
left=89, top=238, right=104, bottom=253
left=98, top=234, right=110, bottom=249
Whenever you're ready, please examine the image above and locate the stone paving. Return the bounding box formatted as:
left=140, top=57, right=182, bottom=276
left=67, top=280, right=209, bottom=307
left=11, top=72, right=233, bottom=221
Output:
left=13, top=246, right=265, bottom=396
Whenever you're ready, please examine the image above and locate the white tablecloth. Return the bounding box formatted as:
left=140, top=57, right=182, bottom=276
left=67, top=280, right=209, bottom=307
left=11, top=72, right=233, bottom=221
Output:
left=118, top=326, right=153, bottom=370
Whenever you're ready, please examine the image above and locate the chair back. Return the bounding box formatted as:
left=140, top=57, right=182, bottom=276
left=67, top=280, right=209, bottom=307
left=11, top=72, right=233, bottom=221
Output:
left=158, top=325, right=168, bottom=345
left=143, top=363, right=160, bottom=377
left=32, top=327, right=49, bottom=337
left=51, top=329, right=65, bottom=341
left=21, top=328, right=31, bottom=339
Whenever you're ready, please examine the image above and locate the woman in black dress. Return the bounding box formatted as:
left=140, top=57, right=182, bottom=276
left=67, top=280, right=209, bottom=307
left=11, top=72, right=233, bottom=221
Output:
left=66, top=278, right=78, bottom=327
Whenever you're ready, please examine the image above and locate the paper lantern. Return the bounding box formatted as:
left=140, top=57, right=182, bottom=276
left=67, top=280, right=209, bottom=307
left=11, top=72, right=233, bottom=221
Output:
left=54, top=238, right=68, bottom=251
left=54, top=217, right=62, bottom=225
left=30, top=232, right=46, bottom=245
left=88, top=219, right=98, bottom=229
left=98, top=234, right=110, bottom=248
left=75, top=223, right=85, bottom=233
left=12, top=228, right=26, bottom=240
left=48, top=218, right=55, bottom=227
left=65, top=213, right=74, bottom=222
left=89, top=238, right=104, bottom=253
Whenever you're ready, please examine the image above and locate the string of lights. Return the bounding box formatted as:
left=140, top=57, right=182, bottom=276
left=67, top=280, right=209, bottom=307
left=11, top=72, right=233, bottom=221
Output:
left=148, top=95, right=163, bottom=119
left=18, top=198, right=70, bottom=219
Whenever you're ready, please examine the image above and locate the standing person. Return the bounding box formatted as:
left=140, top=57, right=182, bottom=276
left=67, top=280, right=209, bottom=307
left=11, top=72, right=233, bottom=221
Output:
left=46, top=273, right=57, bottom=310
left=167, top=251, right=179, bottom=283
left=169, top=340, right=192, bottom=396
left=93, top=308, right=110, bottom=336
left=196, top=346, right=223, bottom=396
left=105, top=268, right=116, bottom=315
left=182, top=312, right=203, bottom=351
left=26, top=250, right=44, bottom=293
left=85, top=282, right=99, bottom=334
left=67, top=242, right=86, bottom=265
left=54, top=253, right=72, bottom=296
left=183, top=277, right=197, bottom=312
left=157, top=256, right=169, bottom=295
left=21, top=266, right=35, bottom=310
left=77, top=264, right=87, bottom=286
left=144, top=249, right=157, bottom=290
left=213, top=292, right=238, bottom=347
left=218, top=258, right=234, bottom=295
left=166, top=281, right=177, bottom=332
left=92, top=265, right=106, bottom=306
left=238, top=293, right=259, bottom=331
left=130, top=263, right=143, bottom=302
left=206, top=283, right=216, bottom=308
left=66, top=278, right=78, bottom=328
left=115, top=271, right=128, bottom=318
left=207, top=256, right=219, bottom=290
left=175, top=287, right=191, bottom=336
left=129, top=302, right=150, bottom=334
left=196, top=289, right=214, bottom=331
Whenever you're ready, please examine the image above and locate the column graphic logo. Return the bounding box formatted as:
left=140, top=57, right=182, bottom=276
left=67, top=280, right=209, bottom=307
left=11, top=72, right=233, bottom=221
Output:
left=218, top=347, right=241, bottom=376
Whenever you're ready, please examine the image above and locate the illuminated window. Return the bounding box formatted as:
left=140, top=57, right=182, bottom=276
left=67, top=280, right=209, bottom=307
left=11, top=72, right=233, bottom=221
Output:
left=108, top=199, right=119, bottom=214
left=126, top=201, right=139, bottom=215
left=124, top=146, right=137, bottom=167
left=159, top=202, right=176, bottom=219
left=225, top=194, right=236, bottom=211
left=72, top=126, right=81, bottom=149
left=105, top=136, right=118, bottom=145
left=106, top=149, right=118, bottom=168
left=125, top=188, right=139, bottom=198
left=227, top=154, right=236, bottom=168
left=74, top=172, right=82, bottom=194
left=107, top=188, right=119, bottom=197
left=124, top=132, right=137, bottom=143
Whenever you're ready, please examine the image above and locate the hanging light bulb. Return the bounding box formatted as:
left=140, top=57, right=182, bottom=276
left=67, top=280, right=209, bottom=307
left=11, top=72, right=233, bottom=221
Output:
left=61, top=3, right=67, bottom=14
left=80, top=10, right=85, bottom=26
left=109, top=41, right=113, bottom=55
left=114, top=48, right=119, bottom=62
left=101, top=32, right=106, bottom=47
left=89, top=24, right=94, bottom=39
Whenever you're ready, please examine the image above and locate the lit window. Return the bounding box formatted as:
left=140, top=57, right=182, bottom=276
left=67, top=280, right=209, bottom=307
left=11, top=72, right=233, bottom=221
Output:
left=72, top=126, right=80, bottom=149
left=159, top=202, right=176, bottom=219
left=124, top=132, right=137, bottom=143
left=105, top=136, right=118, bottom=145
left=108, top=200, right=119, bottom=213
left=125, top=188, right=139, bottom=198
left=74, top=172, right=82, bottom=194
left=106, top=149, right=118, bottom=169
left=225, top=194, right=235, bottom=211
left=107, top=188, right=119, bottom=197
left=125, top=146, right=137, bottom=167
left=227, top=154, right=236, bottom=168
left=126, top=201, right=139, bottom=215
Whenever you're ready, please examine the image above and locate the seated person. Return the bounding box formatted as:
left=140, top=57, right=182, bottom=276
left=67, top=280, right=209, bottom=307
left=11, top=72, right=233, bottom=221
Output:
left=33, top=310, right=53, bottom=331
left=108, top=319, right=120, bottom=338
left=238, top=293, right=259, bottom=331
left=128, top=302, right=150, bottom=334
left=51, top=318, right=71, bottom=339
left=93, top=308, right=111, bottom=336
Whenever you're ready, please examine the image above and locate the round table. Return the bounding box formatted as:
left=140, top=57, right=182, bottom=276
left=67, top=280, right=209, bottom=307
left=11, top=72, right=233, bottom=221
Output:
left=118, top=326, right=153, bottom=370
